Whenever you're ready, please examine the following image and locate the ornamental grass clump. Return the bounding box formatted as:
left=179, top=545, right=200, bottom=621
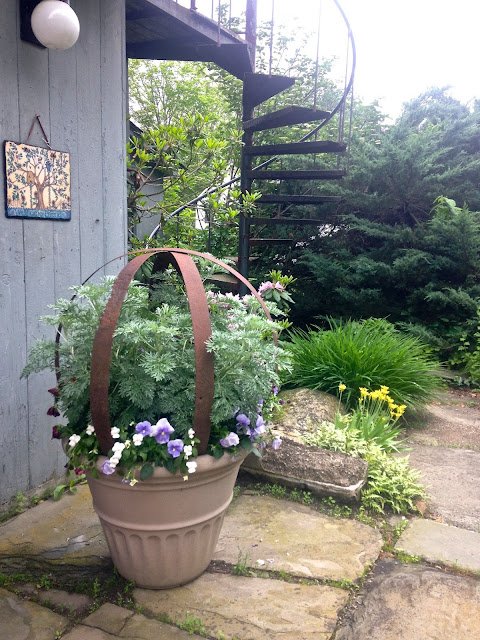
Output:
left=21, top=264, right=290, bottom=483
left=283, top=317, right=442, bottom=411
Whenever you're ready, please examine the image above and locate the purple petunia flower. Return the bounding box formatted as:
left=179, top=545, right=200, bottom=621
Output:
left=272, top=436, right=282, bottom=450
left=153, top=418, right=174, bottom=444
left=101, top=461, right=116, bottom=475
left=135, top=421, right=151, bottom=436
left=254, top=416, right=266, bottom=436
left=47, top=387, right=59, bottom=397
left=236, top=413, right=250, bottom=427
left=47, top=406, right=60, bottom=417
left=167, top=439, right=184, bottom=458
left=272, top=385, right=279, bottom=396
left=74, top=467, right=84, bottom=476
left=52, top=425, right=62, bottom=440
left=220, top=432, right=240, bottom=448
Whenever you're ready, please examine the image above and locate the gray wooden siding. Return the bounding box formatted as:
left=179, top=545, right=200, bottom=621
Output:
left=0, top=0, right=127, bottom=504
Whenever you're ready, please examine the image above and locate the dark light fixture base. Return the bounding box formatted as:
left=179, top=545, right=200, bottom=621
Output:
left=20, top=0, right=45, bottom=47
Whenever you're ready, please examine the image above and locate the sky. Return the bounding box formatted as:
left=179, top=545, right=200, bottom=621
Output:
left=191, top=0, right=480, bottom=121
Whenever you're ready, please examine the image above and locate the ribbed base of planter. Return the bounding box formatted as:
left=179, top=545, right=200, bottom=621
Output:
left=86, top=452, right=246, bottom=589
left=99, top=511, right=225, bottom=589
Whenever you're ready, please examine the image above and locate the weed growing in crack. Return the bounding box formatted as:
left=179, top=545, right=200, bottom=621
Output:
left=395, top=551, right=421, bottom=564
left=232, top=551, right=252, bottom=577
left=178, top=615, right=208, bottom=636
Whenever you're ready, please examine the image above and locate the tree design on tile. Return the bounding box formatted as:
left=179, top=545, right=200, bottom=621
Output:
left=5, top=141, right=71, bottom=219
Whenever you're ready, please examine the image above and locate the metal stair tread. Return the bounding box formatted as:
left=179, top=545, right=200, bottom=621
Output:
left=243, top=106, right=331, bottom=132
left=243, top=140, right=346, bottom=156
left=249, top=216, right=326, bottom=225
left=257, top=194, right=341, bottom=204
left=243, top=72, right=296, bottom=108
left=249, top=238, right=293, bottom=245
left=248, top=169, right=345, bottom=180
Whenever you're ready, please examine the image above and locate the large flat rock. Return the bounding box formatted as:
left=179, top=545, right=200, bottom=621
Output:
left=402, top=443, right=480, bottom=530
left=395, top=518, right=480, bottom=572
left=335, top=559, right=480, bottom=640
left=0, top=587, right=68, bottom=640
left=242, top=439, right=367, bottom=501
left=215, top=494, right=383, bottom=580
left=0, top=484, right=111, bottom=578
left=134, top=572, right=348, bottom=640
left=244, top=388, right=366, bottom=501
left=272, top=388, right=340, bottom=441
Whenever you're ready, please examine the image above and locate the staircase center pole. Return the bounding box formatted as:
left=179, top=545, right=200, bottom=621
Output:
left=239, top=0, right=258, bottom=296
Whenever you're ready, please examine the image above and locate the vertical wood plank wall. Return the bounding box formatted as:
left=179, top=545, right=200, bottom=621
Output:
left=0, top=0, right=127, bottom=504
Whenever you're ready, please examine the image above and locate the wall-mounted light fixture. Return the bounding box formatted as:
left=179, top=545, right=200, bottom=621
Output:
left=20, top=0, right=80, bottom=51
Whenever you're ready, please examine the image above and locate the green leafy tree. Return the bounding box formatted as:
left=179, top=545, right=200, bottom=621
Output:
left=128, top=60, right=243, bottom=251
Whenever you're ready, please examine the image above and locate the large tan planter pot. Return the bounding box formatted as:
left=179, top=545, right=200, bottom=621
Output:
left=86, top=451, right=246, bottom=589
left=80, top=249, right=271, bottom=588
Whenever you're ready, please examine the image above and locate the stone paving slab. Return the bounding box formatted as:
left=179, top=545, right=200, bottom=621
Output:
left=335, top=559, right=480, bottom=640
left=0, top=484, right=110, bottom=577
left=80, top=603, right=202, bottom=639
left=0, top=586, right=68, bottom=640
left=403, top=444, right=480, bottom=530
left=63, top=627, right=120, bottom=640
left=215, top=494, right=383, bottom=580
left=12, top=583, right=93, bottom=613
left=134, top=572, right=349, bottom=640
left=82, top=603, right=135, bottom=635
left=396, top=518, right=480, bottom=571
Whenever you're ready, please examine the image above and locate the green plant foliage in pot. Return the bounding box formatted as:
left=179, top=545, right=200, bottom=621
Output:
left=22, top=249, right=289, bottom=588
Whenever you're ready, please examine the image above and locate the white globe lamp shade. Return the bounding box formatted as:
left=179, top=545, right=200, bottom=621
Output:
left=31, top=0, right=80, bottom=51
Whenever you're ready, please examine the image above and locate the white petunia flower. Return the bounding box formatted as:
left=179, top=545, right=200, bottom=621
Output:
left=132, top=433, right=144, bottom=446
left=68, top=434, right=81, bottom=448
left=124, top=440, right=131, bottom=449
left=110, top=455, right=120, bottom=466
left=129, top=478, right=138, bottom=486
left=112, top=442, right=125, bottom=454
left=186, top=460, right=197, bottom=474
left=86, top=425, right=95, bottom=436
left=183, top=445, right=193, bottom=459
left=188, top=428, right=195, bottom=440
left=111, top=427, right=120, bottom=439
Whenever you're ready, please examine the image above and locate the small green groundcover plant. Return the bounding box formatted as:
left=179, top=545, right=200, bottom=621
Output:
left=22, top=261, right=291, bottom=484
left=304, top=383, right=426, bottom=514
left=284, top=318, right=442, bottom=410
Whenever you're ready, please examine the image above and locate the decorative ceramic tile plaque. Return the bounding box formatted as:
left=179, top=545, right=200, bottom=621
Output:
left=4, top=141, right=71, bottom=220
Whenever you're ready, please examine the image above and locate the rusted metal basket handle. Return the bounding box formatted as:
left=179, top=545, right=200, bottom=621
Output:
left=89, top=248, right=275, bottom=456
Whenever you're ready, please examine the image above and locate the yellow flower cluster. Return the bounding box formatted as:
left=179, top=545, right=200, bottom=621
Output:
left=358, top=385, right=407, bottom=420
